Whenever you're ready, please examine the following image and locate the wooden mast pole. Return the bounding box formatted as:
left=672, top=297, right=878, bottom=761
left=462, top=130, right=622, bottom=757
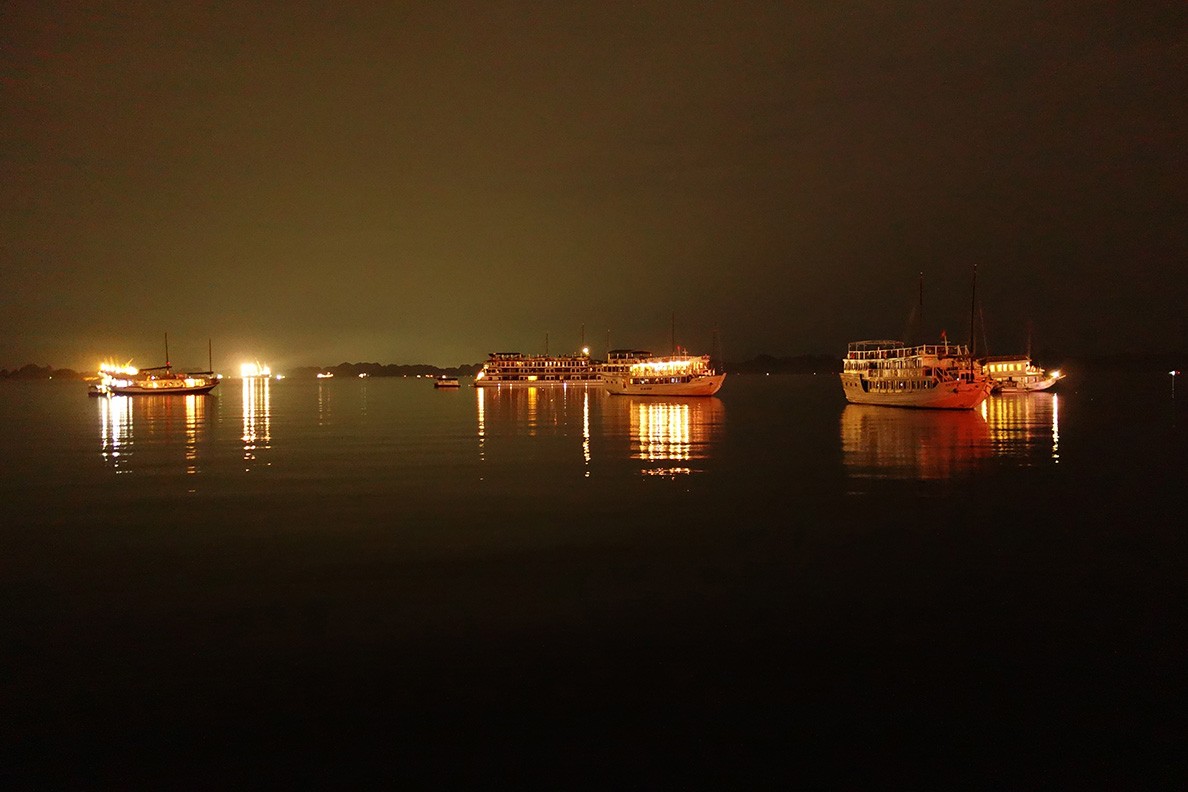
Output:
left=968, top=264, right=978, bottom=370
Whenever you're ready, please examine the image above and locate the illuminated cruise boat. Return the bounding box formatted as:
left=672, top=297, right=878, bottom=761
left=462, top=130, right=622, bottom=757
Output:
left=474, top=348, right=601, bottom=386
left=434, top=375, right=461, bottom=388
left=604, top=352, right=725, bottom=397
left=982, top=356, right=1062, bottom=393
left=840, top=339, right=992, bottom=410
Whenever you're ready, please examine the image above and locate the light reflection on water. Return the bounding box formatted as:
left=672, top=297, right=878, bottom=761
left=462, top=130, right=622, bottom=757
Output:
left=982, top=392, right=1060, bottom=464
left=98, top=394, right=133, bottom=471
left=97, top=393, right=214, bottom=476
left=841, top=405, right=992, bottom=479
left=472, top=385, right=725, bottom=476
left=185, top=394, right=205, bottom=476
left=841, top=393, right=1061, bottom=480
left=242, top=377, right=272, bottom=471
left=624, top=397, right=724, bottom=476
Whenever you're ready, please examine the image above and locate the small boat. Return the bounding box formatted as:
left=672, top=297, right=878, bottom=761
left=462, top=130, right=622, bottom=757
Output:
left=983, top=356, right=1062, bottom=393
left=433, top=375, right=460, bottom=388
left=92, top=363, right=220, bottom=396
left=604, top=353, right=725, bottom=397
left=89, top=335, right=220, bottom=397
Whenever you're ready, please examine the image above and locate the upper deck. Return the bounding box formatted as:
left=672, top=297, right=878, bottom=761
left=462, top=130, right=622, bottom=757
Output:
left=845, top=340, right=971, bottom=361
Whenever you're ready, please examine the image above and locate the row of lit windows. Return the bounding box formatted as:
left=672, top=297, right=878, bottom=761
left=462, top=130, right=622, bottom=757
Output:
left=867, top=379, right=937, bottom=390
left=490, top=360, right=593, bottom=368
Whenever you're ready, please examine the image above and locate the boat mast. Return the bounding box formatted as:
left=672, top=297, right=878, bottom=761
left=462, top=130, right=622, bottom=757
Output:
left=208, top=338, right=213, bottom=372
left=165, top=332, right=170, bottom=368
left=670, top=312, right=675, bottom=355
left=545, top=332, right=549, bottom=356
left=968, top=264, right=978, bottom=368
left=918, top=271, right=924, bottom=344
left=979, top=307, right=991, bottom=357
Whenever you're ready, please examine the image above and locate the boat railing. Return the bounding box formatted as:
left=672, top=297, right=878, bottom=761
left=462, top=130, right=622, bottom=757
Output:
left=846, top=343, right=971, bottom=361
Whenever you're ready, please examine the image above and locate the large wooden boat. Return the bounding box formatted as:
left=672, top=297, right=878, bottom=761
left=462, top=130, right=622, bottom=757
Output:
left=982, top=356, right=1062, bottom=393
left=839, top=339, right=991, bottom=409
left=604, top=354, right=725, bottom=397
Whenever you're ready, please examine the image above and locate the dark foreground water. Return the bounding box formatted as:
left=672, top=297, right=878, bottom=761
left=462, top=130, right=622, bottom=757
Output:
left=2, top=373, right=1183, bottom=787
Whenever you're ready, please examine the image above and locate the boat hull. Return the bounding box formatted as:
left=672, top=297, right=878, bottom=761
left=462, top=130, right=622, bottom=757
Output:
left=474, top=378, right=603, bottom=387
left=107, top=381, right=219, bottom=396
left=840, top=374, right=990, bottom=409
left=995, top=376, right=1059, bottom=393
left=605, top=373, right=725, bottom=397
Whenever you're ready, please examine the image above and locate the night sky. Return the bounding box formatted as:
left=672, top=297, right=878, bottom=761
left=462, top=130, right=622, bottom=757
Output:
left=2, top=2, right=1184, bottom=371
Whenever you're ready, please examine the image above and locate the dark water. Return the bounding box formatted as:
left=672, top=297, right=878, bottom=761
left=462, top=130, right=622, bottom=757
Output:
left=2, top=374, right=1183, bottom=786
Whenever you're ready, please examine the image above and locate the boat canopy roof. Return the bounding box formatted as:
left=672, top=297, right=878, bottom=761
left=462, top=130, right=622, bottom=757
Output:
left=847, top=340, right=905, bottom=352
left=487, top=351, right=593, bottom=362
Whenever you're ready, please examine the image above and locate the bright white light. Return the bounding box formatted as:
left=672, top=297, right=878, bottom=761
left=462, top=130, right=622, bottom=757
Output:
left=240, top=362, right=272, bottom=378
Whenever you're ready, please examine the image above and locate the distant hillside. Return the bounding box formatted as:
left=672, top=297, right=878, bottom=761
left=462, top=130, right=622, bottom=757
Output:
left=725, top=354, right=839, bottom=374
left=0, top=364, right=85, bottom=380
left=286, top=362, right=484, bottom=379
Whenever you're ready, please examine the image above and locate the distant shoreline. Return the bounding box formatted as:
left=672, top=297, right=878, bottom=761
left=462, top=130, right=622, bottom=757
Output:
left=3, top=351, right=1184, bottom=381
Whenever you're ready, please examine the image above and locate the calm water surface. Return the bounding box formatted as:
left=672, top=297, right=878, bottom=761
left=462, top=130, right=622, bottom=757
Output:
left=2, top=373, right=1182, bottom=785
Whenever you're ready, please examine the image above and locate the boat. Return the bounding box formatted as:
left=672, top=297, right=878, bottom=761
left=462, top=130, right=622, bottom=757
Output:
left=839, top=339, right=992, bottom=409
left=604, top=353, right=725, bottom=397
left=433, top=375, right=460, bottom=388
left=982, top=356, right=1062, bottom=393
left=474, top=350, right=605, bottom=387
left=89, top=335, right=220, bottom=397
left=91, top=362, right=220, bottom=396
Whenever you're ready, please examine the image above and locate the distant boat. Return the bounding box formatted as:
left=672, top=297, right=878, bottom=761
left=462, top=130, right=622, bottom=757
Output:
left=89, top=335, right=219, bottom=397
left=604, top=353, right=725, bottom=397
left=983, top=356, right=1062, bottom=393
left=433, top=375, right=460, bottom=388
left=981, top=324, right=1062, bottom=393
